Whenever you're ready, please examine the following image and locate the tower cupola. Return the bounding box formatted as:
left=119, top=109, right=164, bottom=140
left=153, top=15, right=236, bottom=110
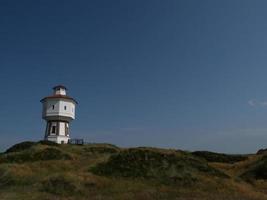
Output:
left=53, top=85, right=67, bottom=95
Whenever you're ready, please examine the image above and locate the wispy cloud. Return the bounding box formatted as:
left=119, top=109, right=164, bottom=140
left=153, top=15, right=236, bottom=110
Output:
left=248, top=99, right=256, bottom=106
left=261, top=101, right=267, bottom=106
left=248, top=99, right=267, bottom=107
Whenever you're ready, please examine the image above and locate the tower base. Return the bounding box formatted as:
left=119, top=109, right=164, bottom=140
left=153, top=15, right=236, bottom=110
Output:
left=44, top=120, right=70, bottom=144
left=45, top=135, right=70, bottom=144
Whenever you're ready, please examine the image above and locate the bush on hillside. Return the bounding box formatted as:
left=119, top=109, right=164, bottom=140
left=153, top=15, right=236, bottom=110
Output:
left=38, top=140, right=59, bottom=146
left=86, top=143, right=119, bottom=148
left=241, top=155, right=267, bottom=180
left=0, top=148, right=72, bottom=163
left=5, top=141, right=60, bottom=155
left=5, top=141, right=36, bottom=153
left=83, top=146, right=120, bottom=154
left=33, top=148, right=72, bottom=160
left=192, top=151, right=247, bottom=163
left=256, top=148, right=267, bottom=155
left=90, top=148, right=228, bottom=185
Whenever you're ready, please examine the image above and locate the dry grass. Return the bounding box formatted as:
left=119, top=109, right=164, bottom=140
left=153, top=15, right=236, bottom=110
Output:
left=1, top=142, right=267, bottom=199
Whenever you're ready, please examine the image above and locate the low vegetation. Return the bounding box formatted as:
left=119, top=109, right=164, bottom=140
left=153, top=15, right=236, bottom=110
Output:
left=0, top=147, right=72, bottom=163
left=257, top=148, right=267, bottom=155
left=91, top=148, right=227, bottom=185
left=241, top=155, right=267, bottom=180
left=0, top=141, right=267, bottom=200
left=192, top=151, right=248, bottom=163
left=41, top=174, right=80, bottom=196
left=5, top=141, right=36, bottom=153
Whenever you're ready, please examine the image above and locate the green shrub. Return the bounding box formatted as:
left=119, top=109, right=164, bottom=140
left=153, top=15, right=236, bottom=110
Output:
left=192, top=151, right=247, bottom=163
left=5, top=141, right=36, bottom=153
left=38, top=140, right=59, bottom=146
left=5, top=141, right=59, bottom=155
left=0, top=148, right=72, bottom=163
left=241, top=155, right=267, bottom=180
left=33, top=148, right=71, bottom=161
left=83, top=146, right=120, bottom=154
left=90, top=148, right=227, bottom=185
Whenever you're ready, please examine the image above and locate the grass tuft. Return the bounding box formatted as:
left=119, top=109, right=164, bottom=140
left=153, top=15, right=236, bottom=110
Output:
left=0, top=164, right=34, bottom=187
left=41, top=174, right=79, bottom=196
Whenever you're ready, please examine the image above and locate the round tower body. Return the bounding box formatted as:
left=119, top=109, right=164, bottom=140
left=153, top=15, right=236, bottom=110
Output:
left=41, top=85, right=77, bottom=144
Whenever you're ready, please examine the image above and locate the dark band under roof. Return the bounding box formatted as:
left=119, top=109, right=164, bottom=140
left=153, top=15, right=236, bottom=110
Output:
left=53, top=85, right=68, bottom=90
left=40, top=95, right=78, bottom=104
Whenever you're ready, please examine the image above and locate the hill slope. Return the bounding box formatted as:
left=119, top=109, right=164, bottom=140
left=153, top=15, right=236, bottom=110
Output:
left=0, top=141, right=267, bottom=200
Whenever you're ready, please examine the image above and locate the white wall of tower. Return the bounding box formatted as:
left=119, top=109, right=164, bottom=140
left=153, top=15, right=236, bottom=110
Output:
left=59, top=122, right=68, bottom=136
left=46, top=135, right=69, bottom=144
left=46, top=121, right=69, bottom=136
left=42, top=99, right=75, bottom=120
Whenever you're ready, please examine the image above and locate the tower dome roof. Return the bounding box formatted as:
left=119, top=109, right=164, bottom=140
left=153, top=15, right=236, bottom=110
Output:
left=53, top=85, right=68, bottom=90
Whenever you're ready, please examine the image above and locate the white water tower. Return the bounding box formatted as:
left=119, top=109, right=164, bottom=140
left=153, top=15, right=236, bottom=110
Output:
left=41, top=85, right=77, bottom=144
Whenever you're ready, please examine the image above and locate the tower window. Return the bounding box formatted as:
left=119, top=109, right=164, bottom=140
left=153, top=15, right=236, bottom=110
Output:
left=52, top=105, right=55, bottom=110
left=64, top=106, right=67, bottom=110
left=65, top=123, right=69, bottom=136
left=51, top=126, right=56, bottom=134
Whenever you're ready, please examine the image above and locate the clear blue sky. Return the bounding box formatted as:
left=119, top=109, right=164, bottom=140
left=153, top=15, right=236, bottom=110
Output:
left=1, top=0, right=267, bottom=153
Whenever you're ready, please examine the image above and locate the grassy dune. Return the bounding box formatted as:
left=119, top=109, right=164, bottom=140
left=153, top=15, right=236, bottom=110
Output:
left=0, top=142, right=267, bottom=199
